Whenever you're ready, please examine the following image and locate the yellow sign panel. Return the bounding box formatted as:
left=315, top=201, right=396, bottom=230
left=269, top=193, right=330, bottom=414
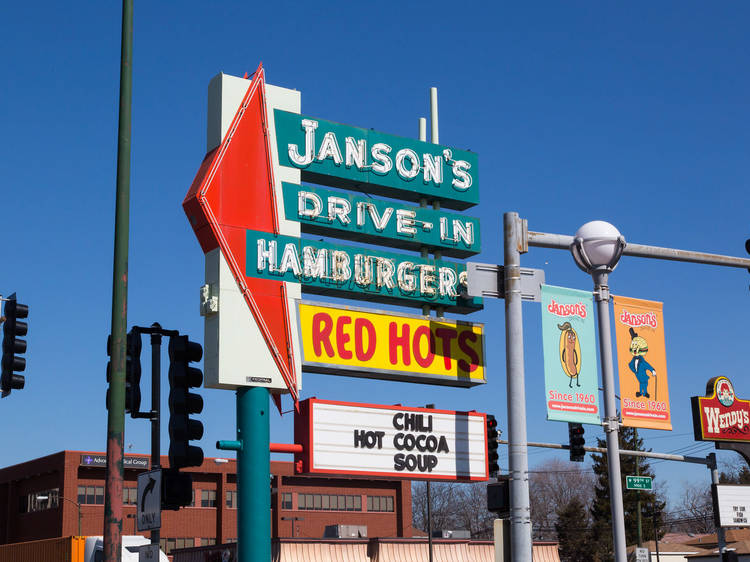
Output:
left=298, top=302, right=485, bottom=387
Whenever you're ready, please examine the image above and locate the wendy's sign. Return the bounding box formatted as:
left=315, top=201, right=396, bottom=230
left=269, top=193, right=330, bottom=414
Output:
left=692, top=377, right=750, bottom=442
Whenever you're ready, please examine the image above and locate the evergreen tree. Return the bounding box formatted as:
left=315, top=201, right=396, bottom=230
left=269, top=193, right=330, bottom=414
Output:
left=589, top=426, right=666, bottom=559
left=555, top=496, right=591, bottom=562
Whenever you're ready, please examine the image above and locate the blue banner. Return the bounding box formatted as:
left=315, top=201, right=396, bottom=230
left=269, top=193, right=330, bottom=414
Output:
left=541, top=285, right=601, bottom=424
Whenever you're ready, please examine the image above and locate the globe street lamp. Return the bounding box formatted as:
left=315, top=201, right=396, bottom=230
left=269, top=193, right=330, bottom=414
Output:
left=570, top=220, right=628, bottom=562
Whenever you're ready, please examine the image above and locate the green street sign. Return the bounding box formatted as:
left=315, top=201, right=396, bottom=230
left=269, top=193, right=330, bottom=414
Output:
left=282, top=183, right=481, bottom=258
left=274, top=109, right=479, bottom=210
left=626, top=476, right=653, bottom=490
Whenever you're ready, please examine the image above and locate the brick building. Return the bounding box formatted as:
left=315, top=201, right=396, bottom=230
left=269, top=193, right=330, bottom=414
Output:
left=0, top=450, right=412, bottom=555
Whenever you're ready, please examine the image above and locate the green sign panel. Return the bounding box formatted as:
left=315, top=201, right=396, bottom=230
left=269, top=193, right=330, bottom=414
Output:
left=625, top=476, right=653, bottom=490
left=282, top=183, right=480, bottom=258
left=246, top=229, right=482, bottom=313
left=274, top=109, right=479, bottom=210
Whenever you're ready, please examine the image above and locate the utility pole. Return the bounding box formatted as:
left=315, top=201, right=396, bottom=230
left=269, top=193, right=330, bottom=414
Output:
left=104, top=1, right=133, bottom=560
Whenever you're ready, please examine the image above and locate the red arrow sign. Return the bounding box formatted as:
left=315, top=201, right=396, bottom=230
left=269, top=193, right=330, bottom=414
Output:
left=183, top=64, right=298, bottom=404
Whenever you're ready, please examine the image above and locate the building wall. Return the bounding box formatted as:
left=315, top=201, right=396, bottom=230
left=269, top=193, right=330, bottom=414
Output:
left=0, top=451, right=411, bottom=552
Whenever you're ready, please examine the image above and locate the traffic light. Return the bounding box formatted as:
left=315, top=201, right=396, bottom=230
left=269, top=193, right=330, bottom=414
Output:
left=106, top=329, right=142, bottom=415
left=487, top=476, right=511, bottom=518
left=745, top=239, right=750, bottom=290
left=161, top=468, right=193, bottom=511
left=568, top=422, right=585, bottom=462
left=486, top=414, right=500, bottom=477
left=168, top=335, right=204, bottom=470
left=1, top=294, right=29, bottom=397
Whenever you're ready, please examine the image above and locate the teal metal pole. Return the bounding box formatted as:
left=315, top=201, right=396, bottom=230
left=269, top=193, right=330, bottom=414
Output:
left=237, top=386, right=270, bottom=562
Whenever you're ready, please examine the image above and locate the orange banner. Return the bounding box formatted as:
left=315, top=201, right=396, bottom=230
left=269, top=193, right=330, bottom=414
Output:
left=612, top=296, right=672, bottom=430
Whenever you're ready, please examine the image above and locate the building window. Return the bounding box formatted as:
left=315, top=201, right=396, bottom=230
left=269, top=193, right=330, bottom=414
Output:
left=226, top=538, right=237, bottom=543
left=226, top=490, right=238, bottom=508
left=367, top=495, right=394, bottom=512
left=297, top=493, right=361, bottom=511
left=281, top=492, right=292, bottom=510
left=78, top=485, right=105, bottom=505
left=123, top=487, right=137, bottom=505
left=201, top=490, right=217, bottom=508
left=160, top=538, right=194, bottom=554
left=191, top=489, right=195, bottom=507
left=25, top=488, right=59, bottom=512
left=201, top=538, right=216, bottom=546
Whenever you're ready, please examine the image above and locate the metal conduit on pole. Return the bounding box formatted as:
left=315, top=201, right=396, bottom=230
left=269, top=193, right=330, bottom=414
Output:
left=104, top=1, right=133, bottom=560
left=503, top=212, right=533, bottom=561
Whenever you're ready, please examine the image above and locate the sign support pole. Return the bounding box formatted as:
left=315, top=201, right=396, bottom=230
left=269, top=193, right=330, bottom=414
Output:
left=503, top=212, right=533, bottom=561
left=237, top=386, right=271, bottom=562
left=708, top=453, right=727, bottom=554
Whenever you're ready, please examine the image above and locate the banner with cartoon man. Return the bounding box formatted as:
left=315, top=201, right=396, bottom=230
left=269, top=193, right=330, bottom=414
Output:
left=541, top=285, right=600, bottom=425
left=613, top=295, right=672, bottom=430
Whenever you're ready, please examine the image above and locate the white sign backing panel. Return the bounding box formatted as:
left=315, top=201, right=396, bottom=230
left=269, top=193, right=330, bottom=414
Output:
left=714, top=484, right=750, bottom=527
left=294, top=398, right=489, bottom=481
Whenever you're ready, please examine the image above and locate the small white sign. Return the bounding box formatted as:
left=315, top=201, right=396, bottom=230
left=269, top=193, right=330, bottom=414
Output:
left=299, top=400, right=488, bottom=481
left=137, top=469, right=162, bottom=532
left=714, top=485, right=750, bottom=527
left=633, top=547, right=649, bottom=562
left=138, top=544, right=160, bottom=562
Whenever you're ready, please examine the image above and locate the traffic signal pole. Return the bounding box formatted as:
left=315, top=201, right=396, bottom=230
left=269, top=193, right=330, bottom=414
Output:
left=149, top=325, right=162, bottom=548
left=217, top=388, right=271, bottom=561
left=105, top=1, right=133, bottom=560
left=238, top=387, right=271, bottom=562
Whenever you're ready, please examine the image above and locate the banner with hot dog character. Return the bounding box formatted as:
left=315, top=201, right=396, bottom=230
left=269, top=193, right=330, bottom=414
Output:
left=541, top=285, right=601, bottom=425
left=613, top=296, right=672, bottom=430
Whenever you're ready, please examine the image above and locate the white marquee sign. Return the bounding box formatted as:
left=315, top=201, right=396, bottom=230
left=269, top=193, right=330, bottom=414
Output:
left=294, top=399, right=489, bottom=481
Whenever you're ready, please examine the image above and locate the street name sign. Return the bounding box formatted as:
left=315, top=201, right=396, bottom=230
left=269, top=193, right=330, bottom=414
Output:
left=294, top=398, right=488, bottom=481
left=625, top=476, right=652, bottom=490
left=137, top=469, right=161, bottom=532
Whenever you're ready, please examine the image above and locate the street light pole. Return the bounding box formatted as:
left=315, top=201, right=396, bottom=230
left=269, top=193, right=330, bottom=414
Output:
left=37, top=495, right=81, bottom=536
left=570, top=221, right=628, bottom=562
left=592, top=269, right=628, bottom=562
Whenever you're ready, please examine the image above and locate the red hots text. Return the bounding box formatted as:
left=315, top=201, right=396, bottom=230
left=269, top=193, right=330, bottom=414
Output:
left=311, top=311, right=481, bottom=374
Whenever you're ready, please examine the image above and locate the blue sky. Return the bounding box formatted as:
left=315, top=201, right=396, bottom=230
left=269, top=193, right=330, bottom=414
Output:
left=2, top=2, right=748, bottom=509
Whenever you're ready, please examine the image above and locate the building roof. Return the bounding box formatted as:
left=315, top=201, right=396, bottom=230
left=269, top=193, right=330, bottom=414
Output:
left=177, top=539, right=561, bottom=562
